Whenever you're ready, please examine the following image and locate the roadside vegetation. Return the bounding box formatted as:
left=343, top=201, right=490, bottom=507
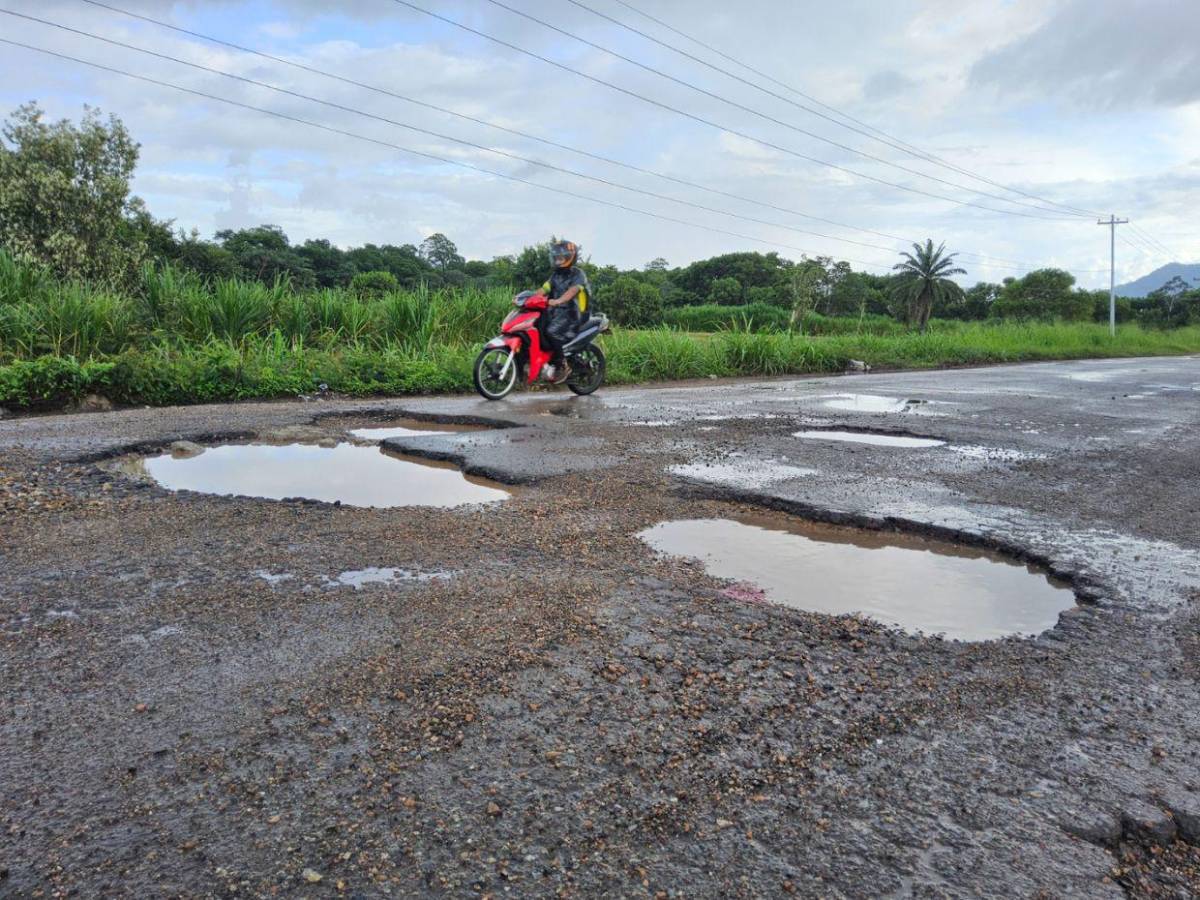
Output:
left=3, top=102, right=1200, bottom=411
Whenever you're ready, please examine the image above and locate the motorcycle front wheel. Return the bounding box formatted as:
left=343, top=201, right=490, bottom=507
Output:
left=473, top=347, right=517, bottom=400
left=566, top=345, right=606, bottom=396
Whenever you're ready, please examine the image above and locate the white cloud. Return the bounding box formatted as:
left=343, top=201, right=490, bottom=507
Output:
left=1, top=0, right=1197, bottom=285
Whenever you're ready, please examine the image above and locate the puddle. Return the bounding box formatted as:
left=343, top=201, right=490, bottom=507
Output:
left=821, top=394, right=927, bottom=413
left=640, top=514, right=1075, bottom=641
left=1064, top=368, right=1142, bottom=382
left=135, top=443, right=510, bottom=508
left=329, top=567, right=447, bottom=589
left=348, top=418, right=487, bottom=441
left=796, top=430, right=945, bottom=448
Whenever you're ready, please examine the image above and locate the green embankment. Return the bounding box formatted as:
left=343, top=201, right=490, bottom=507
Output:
left=2, top=255, right=1198, bottom=410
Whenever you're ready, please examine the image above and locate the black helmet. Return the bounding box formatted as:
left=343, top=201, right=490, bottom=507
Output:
left=549, top=240, right=579, bottom=269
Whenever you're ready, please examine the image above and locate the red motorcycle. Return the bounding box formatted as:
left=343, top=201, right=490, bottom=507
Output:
left=473, top=291, right=609, bottom=400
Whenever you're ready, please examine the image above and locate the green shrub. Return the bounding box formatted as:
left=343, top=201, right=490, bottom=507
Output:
left=0, top=355, right=114, bottom=407
left=350, top=270, right=399, bottom=297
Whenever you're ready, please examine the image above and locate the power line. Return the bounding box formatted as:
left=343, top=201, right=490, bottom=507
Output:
left=1128, top=222, right=1177, bottom=261
left=479, top=0, right=1089, bottom=220
left=1118, top=225, right=1173, bottom=262
left=1119, top=229, right=1162, bottom=259
left=70, top=0, right=918, bottom=249
left=74, top=0, right=1097, bottom=273
left=0, top=10, right=938, bottom=259
left=1117, top=232, right=1153, bottom=257
left=0, top=36, right=903, bottom=271
left=387, top=0, right=1079, bottom=222
left=606, top=0, right=1103, bottom=220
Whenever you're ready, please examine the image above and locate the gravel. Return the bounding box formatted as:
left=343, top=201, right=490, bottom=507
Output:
left=2, top=357, right=1198, bottom=897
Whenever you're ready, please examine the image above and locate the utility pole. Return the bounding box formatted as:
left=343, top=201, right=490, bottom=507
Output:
left=1098, top=215, right=1129, bottom=336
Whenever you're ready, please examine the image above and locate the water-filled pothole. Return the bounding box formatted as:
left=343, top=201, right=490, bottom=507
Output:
left=821, top=394, right=927, bottom=413
left=133, top=443, right=510, bottom=508
left=639, top=514, right=1075, bottom=641
left=329, top=567, right=449, bottom=588
left=348, top=418, right=488, bottom=441
left=796, top=430, right=945, bottom=448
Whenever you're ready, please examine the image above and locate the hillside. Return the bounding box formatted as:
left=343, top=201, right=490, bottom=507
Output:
left=1115, top=262, right=1200, bottom=298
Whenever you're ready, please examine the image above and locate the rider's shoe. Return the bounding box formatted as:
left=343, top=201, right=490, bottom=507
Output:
left=549, top=361, right=572, bottom=384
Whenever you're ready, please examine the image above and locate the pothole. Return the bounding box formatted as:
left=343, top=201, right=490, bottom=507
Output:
left=796, top=430, right=946, bottom=448
left=124, top=442, right=511, bottom=508
left=347, top=418, right=489, bottom=442
left=820, top=394, right=928, bottom=413
left=639, top=513, right=1076, bottom=641
left=328, top=567, right=450, bottom=589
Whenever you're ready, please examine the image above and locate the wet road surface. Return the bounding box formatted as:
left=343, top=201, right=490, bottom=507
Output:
left=2, top=356, right=1199, bottom=897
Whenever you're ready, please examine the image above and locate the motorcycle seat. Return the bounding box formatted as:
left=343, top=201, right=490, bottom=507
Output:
left=581, top=314, right=608, bottom=331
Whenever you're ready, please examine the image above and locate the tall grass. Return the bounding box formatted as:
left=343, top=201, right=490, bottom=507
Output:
left=662, top=303, right=912, bottom=336
left=3, top=248, right=1200, bottom=410
left=0, top=251, right=511, bottom=361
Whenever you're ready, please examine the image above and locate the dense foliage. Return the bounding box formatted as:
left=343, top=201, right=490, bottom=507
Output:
left=4, top=102, right=1200, bottom=411
left=6, top=104, right=1195, bottom=332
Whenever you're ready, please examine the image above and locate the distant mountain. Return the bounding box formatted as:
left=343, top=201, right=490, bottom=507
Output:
left=1115, top=262, right=1200, bottom=298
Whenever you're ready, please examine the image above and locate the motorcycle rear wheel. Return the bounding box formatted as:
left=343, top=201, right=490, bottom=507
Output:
left=473, top=347, right=517, bottom=400
left=566, top=345, right=606, bottom=396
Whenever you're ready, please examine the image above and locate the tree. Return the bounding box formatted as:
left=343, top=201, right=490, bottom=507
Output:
left=708, top=276, right=742, bottom=305
left=215, top=224, right=313, bottom=287
left=787, top=261, right=826, bottom=333
left=991, top=268, right=1091, bottom=321
left=350, top=270, right=398, bottom=297
left=173, top=230, right=237, bottom=281
left=297, top=238, right=353, bottom=288
left=1137, top=275, right=1198, bottom=328
left=0, top=103, right=147, bottom=284
left=584, top=263, right=621, bottom=300
left=512, top=240, right=553, bottom=288
left=644, top=257, right=669, bottom=272
left=676, top=251, right=790, bottom=302
left=605, top=275, right=662, bottom=327
left=828, top=271, right=889, bottom=319
left=418, top=232, right=464, bottom=271
left=961, top=282, right=1001, bottom=320
left=345, top=243, right=428, bottom=288
left=890, top=240, right=966, bottom=333
left=1088, top=290, right=1132, bottom=325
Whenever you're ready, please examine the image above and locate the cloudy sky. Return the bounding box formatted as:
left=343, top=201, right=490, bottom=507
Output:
left=2, top=0, right=1197, bottom=286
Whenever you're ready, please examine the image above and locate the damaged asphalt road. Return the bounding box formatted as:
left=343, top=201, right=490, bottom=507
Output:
left=1, top=355, right=1199, bottom=897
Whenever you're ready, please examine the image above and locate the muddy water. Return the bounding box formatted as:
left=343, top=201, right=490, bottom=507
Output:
left=138, top=443, right=510, bottom=508
left=349, top=419, right=488, bottom=441
left=640, top=514, right=1075, bottom=641
left=796, top=430, right=945, bottom=448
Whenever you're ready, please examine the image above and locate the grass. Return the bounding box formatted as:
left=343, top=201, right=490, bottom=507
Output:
left=663, top=304, right=909, bottom=337
left=2, top=251, right=1199, bottom=410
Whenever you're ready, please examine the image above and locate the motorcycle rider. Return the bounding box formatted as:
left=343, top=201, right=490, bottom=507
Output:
left=537, top=239, right=591, bottom=383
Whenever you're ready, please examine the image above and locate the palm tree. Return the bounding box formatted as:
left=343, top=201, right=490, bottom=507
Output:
left=890, top=240, right=966, bottom=333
